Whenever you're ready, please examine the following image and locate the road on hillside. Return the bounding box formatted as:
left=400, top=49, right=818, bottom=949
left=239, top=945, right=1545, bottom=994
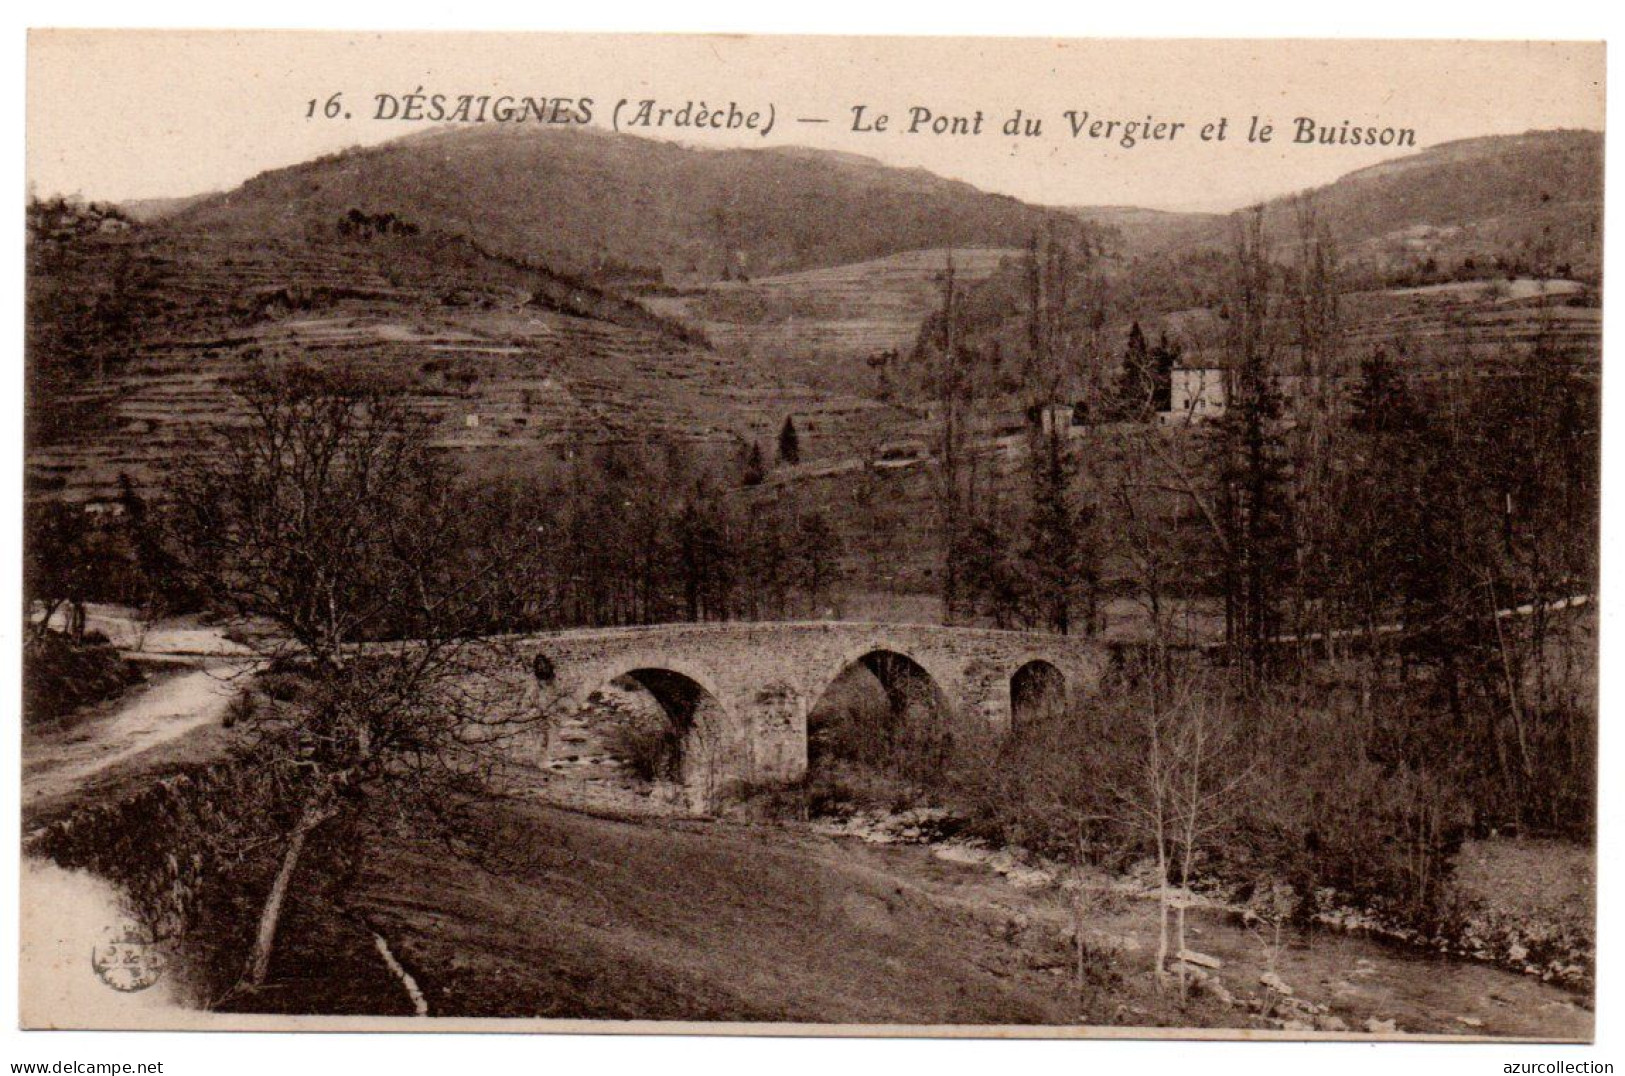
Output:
left=22, top=611, right=256, bottom=818
left=22, top=662, right=247, bottom=814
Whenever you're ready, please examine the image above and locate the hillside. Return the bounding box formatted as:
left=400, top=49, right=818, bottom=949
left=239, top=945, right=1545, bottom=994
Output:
left=168, top=126, right=1070, bottom=286
left=27, top=127, right=1604, bottom=507
left=1286, top=129, right=1604, bottom=278
left=27, top=126, right=1080, bottom=501
left=1078, top=130, right=1603, bottom=278
left=1065, top=205, right=1223, bottom=255
left=119, top=192, right=215, bottom=223
left=947, top=130, right=1608, bottom=387
left=645, top=247, right=1020, bottom=397
left=25, top=217, right=897, bottom=502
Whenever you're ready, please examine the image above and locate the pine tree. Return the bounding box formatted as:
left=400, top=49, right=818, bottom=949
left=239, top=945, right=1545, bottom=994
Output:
left=792, top=511, right=844, bottom=612
left=777, top=415, right=801, bottom=465
left=1150, top=333, right=1179, bottom=414
left=740, top=440, right=766, bottom=486
left=953, top=502, right=1029, bottom=630
left=1017, top=225, right=1103, bottom=634
left=1350, top=348, right=1411, bottom=435
left=1024, top=425, right=1092, bottom=634
left=1118, top=321, right=1153, bottom=420
left=1212, top=208, right=1295, bottom=682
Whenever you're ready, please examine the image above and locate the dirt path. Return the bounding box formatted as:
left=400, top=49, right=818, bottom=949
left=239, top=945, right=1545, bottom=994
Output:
left=23, top=609, right=260, bottom=820
left=35, top=602, right=258, bottom=657
left=22, top=661, right=247, bottom=817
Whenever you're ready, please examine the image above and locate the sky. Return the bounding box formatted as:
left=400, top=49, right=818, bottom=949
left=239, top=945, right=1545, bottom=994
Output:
left=26, top=33, right=1607, bottom=214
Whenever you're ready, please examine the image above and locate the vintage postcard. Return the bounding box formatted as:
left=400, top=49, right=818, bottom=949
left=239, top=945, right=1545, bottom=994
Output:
left=18, top=31, right=1604, bottom=1045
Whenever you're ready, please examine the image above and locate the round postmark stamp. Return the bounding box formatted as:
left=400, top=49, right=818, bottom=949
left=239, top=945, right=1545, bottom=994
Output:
left=90, top=919, right=168, bottom=993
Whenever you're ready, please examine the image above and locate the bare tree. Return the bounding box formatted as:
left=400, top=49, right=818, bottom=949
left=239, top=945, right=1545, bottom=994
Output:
left=1108, top=659, right=1245, bottom=996
left=1214, top=208, right=1294, bottom=683
left=1166, top=685, right=1247, bottom=999
left=160, top=364, right=554, bottom=997
left=934, top=252, right=969, bottom=621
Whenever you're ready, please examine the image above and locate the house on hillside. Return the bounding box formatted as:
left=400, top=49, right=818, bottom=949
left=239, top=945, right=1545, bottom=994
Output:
left=1161, top=363, right=1364, bottom=425
left=1164, top=365, right=1227, bottom=424
left=1037, top=402, right=1077, bottom=438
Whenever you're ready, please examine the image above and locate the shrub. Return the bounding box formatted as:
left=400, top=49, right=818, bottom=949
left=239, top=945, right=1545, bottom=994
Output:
left=22, top=629, right=144, bottom=724
left=256, top=671, right=310, bottom=704
left=222, top=691, right=258, bottom=729
left=602, top=709, right=679, bottom=783
left=1074, top=936, right=1125, bottom=991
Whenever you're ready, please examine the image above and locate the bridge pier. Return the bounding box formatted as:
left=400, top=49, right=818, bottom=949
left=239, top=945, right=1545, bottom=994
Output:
left=742, top=679, right=809, bottom=789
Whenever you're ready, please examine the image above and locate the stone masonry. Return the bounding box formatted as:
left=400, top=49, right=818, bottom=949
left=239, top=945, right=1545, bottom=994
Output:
left=513, top=621, right=1109, bottom=810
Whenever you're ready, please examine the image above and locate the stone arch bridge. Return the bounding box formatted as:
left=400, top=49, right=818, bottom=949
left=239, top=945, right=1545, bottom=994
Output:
left=516, top=622, right=1109, bottom=810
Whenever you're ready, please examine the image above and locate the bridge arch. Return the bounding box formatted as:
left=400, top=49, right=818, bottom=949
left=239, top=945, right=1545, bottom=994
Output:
left=806, top=645, right=955, bottom=772
left=582, top=660, right=733, bottom=811
left=1010, top=658, right=1068, bottom=730
left=809, top=640, right=954, bottom=710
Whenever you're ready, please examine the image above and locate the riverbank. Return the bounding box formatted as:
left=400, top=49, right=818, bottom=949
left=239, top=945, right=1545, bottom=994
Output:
left=815, top=805, right=1596, bottom=999
left=24, top=771, right=1594, bottom=1037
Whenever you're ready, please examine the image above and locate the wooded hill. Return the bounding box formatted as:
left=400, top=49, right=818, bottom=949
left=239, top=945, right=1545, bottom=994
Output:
left=166, top=126, right=1073, bottom=285
left=1072, top=130, right=1603, bottom=279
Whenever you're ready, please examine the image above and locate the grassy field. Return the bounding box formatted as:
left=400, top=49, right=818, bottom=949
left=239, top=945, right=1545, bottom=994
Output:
left=285, top=800, right=1588, bottom=1035
left=350, top=804, right=1108, bottom=1024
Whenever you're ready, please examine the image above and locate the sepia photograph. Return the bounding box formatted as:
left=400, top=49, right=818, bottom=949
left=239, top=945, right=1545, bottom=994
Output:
left=12, top=26, right=1608, bottom=1056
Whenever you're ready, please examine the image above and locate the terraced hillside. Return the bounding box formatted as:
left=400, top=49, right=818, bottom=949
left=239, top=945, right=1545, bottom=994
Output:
left=1339, top=279, right=1600, bottom=368
left=1162, top=277, right=1600, bottom=372
left=28, top=127, right=1603, bottom=505
left=31, top=125, right=1079, bottom=500
left=646, top=247, right=1018, bottom=397
left=26, top=224, right=910, bottom=501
